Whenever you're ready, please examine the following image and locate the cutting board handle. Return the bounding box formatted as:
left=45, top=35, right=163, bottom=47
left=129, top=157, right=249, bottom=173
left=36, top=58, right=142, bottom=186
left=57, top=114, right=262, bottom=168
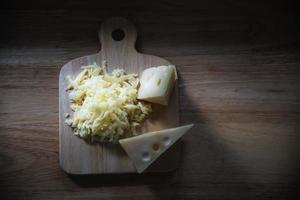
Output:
left=99, top=17, right=137, bottom=56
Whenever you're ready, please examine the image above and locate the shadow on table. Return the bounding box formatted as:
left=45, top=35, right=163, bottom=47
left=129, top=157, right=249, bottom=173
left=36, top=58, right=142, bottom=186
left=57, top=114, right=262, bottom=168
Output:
left=147, top=69, right=300, bottom=199
left=147, top=70, right=252, bottom=199
left=67, top=170, right=175, bottom=188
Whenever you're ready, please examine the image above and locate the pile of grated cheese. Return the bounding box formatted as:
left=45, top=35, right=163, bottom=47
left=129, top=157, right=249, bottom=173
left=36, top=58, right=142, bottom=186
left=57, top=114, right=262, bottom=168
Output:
left=65, top=63, right=152, bottom=143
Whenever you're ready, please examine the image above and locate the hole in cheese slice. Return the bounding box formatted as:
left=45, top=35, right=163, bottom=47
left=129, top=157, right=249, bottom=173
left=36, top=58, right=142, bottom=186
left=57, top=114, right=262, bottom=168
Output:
left=119, top=124, right=194, bottom=173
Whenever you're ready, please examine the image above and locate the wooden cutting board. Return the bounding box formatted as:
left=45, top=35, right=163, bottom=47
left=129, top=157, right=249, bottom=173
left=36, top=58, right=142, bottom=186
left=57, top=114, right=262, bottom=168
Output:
left=59, top=17, right=180, bottom=174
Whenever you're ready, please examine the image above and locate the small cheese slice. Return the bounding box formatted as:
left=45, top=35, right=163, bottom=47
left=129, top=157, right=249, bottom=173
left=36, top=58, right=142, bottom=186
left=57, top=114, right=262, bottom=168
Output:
left=119, top=124, right=194, bottom=173
left=137, top=65, right=177, bottom=105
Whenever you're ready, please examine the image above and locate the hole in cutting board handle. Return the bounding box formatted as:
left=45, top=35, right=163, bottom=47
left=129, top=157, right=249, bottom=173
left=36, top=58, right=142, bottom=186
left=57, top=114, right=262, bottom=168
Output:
left=111, top=29, right=125, bottom=41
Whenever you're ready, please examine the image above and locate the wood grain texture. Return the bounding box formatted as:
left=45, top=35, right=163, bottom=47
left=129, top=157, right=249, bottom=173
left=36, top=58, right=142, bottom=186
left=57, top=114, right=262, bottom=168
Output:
left=59, top=17, right=179, bottom=174
left=0, top=0, right=300, bottom=199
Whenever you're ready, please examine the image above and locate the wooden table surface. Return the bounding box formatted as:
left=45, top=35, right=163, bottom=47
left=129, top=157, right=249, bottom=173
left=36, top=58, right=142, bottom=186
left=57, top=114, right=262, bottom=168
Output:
left=0, top=0, right=299, bottom=199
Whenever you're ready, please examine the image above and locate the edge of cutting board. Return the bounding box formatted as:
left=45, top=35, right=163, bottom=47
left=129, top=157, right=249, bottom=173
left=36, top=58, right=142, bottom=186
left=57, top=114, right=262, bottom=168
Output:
left=59, top=17, right=180, bottom=174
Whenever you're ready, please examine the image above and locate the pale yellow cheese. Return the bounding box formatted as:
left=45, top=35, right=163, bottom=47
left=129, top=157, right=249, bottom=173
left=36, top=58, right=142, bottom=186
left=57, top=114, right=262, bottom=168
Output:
left=119, top=124, right=194, bottom=173
left=137, top=65, right=177, bottom=105
left=65, top=63, right=152, bottom=143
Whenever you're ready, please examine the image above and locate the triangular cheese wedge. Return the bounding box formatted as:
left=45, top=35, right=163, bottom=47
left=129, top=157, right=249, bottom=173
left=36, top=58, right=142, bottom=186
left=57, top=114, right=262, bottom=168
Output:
left=119, top=124, right=194, bottom=173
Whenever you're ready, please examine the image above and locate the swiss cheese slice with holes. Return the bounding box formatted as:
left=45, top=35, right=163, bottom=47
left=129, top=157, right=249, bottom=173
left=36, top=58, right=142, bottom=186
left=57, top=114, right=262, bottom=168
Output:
left=119, top=124, right=194, bottom=173
left=137, top=65, right=177, bottom=105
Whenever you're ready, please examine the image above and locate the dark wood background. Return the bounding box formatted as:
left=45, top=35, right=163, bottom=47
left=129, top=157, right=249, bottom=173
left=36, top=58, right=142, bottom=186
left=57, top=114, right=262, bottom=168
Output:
left=0, top=0, right=299, bottom=199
